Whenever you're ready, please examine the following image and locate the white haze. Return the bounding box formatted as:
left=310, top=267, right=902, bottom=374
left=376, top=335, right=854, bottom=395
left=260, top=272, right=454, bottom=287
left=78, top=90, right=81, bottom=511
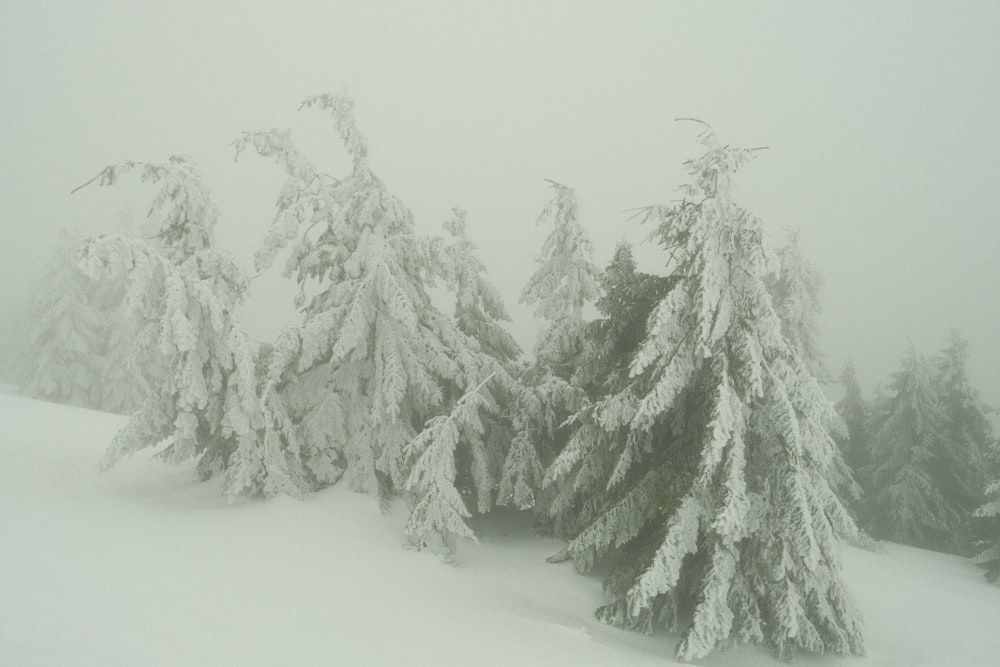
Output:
left=1, top=1, right=998, bottom=409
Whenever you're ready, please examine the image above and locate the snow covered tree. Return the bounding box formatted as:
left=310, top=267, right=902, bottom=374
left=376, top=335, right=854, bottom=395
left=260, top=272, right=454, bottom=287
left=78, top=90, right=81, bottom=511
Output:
left=16, top=229, right=162, bottom=414
left=864, top=346, right=972, bottom=553
left=235, top=95, right=513, bottom=556
left=836, top=361, right=869, bottom=474
left=546, top=125, right=864, bottom=661
left=17, top=232, right=108, bottom=409
left=77, top=156, right=301, bottom=498
left=521, top=180, right=601, bottom=375
left=933, top=331, right=994, bottom=518
left=767, top=234, right=861, bottom=515
left=543, top=242, right=673, bottom=538
left=768, top=233, right=829, bottom=382
left=974, top=470, right=1000, bottom=582
left=440, top=207, right=521, bottom=364
left=492, top=181, right=599, bottom=515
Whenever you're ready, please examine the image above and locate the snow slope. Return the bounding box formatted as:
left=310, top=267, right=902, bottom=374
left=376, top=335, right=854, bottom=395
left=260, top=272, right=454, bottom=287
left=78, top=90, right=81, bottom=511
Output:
left=1, top=394, right=998, bottom=666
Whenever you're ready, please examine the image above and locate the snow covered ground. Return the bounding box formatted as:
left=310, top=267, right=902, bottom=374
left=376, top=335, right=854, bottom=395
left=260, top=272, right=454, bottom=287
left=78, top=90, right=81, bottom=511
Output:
left=2, top=393, right=998, bottom=666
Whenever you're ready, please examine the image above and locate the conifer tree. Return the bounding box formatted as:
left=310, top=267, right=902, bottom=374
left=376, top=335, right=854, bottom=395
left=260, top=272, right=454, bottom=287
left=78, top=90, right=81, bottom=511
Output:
left=864, top=347, right=970, bottom=552
left=768, top=234, right=861, bottom=514
left=836, top=361, right=869, bottom=474
left=933, top=331, right=994, bottom=518
left=441, top=207, right=521, bottom=364
left=501, top=181, right=597, bottom=514
left=543, top=241, right=672, bottom=541
left=973, top=471, right=1000, bottom=581
left=768, top=233, right=829, bottom=382
left=235, top=95, right=512, bottom=556
left=546, top=125, right=863, bottom=661
left=77, top=156, right=299, bottom=498
left=17, top=227, right=163, bottom=414
left=17, top=232, right=110, bottom=409
left=520, top=180, right=601, bottom=375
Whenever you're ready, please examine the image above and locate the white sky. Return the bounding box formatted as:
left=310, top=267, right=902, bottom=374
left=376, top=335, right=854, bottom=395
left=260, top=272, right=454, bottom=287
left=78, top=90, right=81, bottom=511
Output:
left=2, top=0, right=998, bottom=409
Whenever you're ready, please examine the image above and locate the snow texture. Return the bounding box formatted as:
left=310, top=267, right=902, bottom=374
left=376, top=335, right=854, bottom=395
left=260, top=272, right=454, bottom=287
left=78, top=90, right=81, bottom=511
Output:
left=3, top=394, right=1000, bottom=666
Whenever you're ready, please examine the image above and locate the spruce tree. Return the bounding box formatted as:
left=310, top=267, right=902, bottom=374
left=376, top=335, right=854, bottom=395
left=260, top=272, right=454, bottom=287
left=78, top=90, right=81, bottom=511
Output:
left=973, top=470, right=1000, bottom=582
left=520, top=180, right=601, bottom=376
left=502, top=181, right=597, bottom=514
left=546, top=125, right=864, bottom=661
left=864, top=347, right=970, bottom=552
left=544, top=241, right=672, bottom=541
left=440, top=207, right=521, bottom=364
left=836, top=361, right=869, bottom=474
left=17, top=228, right=163, bottom=414
left=768, top=232, right=829, bottom=382
left=77, top=156, right=299, bottom=498
left=768, top=234, right=861, bottom=516
left=17, top=232, right=110, bottom=409
left=933, top=331, right=994, bottom=519
left=235, top=95, right=513, bottom=556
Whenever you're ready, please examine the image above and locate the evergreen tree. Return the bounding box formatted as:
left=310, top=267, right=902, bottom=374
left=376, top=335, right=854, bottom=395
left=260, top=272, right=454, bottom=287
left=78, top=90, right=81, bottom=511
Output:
left=500, top=181, right=599, bottom=512
left=17, top=226, right=162, bottom=414
left=520, top=180, right=601, bottom=375
left=235, top=95, right=511, bottom=556
left=836, top=361, right=869, bottom=474
left=440, top=207, right=521, bottom=364
left=546, top=125, right=863, bottom=661
left=768, top=234, right=861, bottom=515
left=77, top=156, right=299, bottom=498
left=768, top=233, right=829, bottom=382
left=17, top=232, right=109, bottom=409
left=933, top=331, right=994, bottom=518
left=973, top=468, right=1000, bottom=582
left=864, top=347, right=971, bottom=552
left=543, top=241, right=672, bottom=541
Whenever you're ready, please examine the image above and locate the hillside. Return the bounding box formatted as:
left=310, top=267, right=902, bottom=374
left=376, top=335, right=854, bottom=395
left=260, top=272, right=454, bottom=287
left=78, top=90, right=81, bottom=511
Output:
left=1, top=393, right=998, bottom=666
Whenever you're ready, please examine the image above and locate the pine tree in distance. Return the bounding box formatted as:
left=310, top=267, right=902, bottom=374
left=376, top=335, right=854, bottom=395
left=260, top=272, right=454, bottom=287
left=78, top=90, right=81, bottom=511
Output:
left=974, top=469, right=1000, bottom=581
left=17, top=223, right=165, bottom=414
left=864, top=346, right=968, bottom=552
left=934, top=331, right=994, bottom=524
left=17, top=231, right=112, bottom=410
left=836, top=361, right=869, bottom=474
left=546, top=122, right=864, bottom=661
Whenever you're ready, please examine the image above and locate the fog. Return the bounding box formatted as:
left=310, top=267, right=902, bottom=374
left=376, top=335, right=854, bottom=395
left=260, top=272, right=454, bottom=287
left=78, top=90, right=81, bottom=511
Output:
left=2, top=0, right=998, bottom=408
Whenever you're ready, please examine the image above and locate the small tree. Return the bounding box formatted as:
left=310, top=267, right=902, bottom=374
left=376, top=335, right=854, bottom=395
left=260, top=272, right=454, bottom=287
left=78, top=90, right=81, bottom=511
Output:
left=934, top=331, right=994, bottom=518
left=441, top=207, right=521, bottom=364
left=17, top=225, right=163, bottom=414
left=974, top=465, right=1000, bottom=581
left=864, top=347, right=969, bottom=552
left=501, top=181, right=597, bottom=514
left=17, top=232, right=110, bottom=409
left=836, top=361, right=870, bottom=474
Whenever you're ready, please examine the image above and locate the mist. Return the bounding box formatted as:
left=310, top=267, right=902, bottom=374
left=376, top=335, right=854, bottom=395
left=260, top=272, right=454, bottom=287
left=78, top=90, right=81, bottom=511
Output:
left=2, top=0, right=998, bottom=408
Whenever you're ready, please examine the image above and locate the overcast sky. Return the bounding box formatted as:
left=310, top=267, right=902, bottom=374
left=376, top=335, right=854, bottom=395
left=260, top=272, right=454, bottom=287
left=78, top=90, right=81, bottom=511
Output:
left=2, top=1, right=998, bottom=409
